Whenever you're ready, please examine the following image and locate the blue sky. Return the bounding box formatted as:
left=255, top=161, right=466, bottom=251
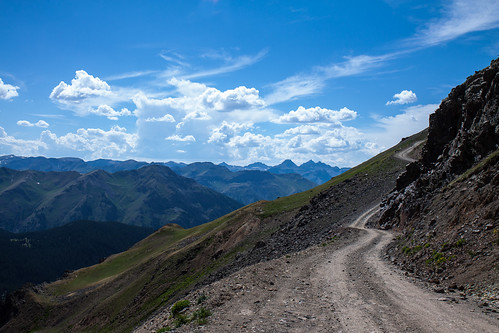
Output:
left=0, top=0, right=498, bottom=167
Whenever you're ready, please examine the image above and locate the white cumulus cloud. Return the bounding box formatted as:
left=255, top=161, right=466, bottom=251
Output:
left=165, top=134, right=196, bottom=142
left=276, top=125, right=321, bottom=137
left=228, top=132, right=272, bottom=148
left=0, top=126, right=47, bottom=155
left=145, top=114, right=176, bottom=122
left=41, top=125, right=138, bottom=159
left=90, top=105, right=132, bottom=120
left=168, top=78, right=266, bottom=112
left=275, top=106, right=357, bottom=124
left=0, top=78, right=20, bottom=100
left=17, top=120, right=50, bottom=128
left=386, top=90, right=417, bottom=105
left=208, top=121, right=253, bottom=143
left=50, top=70, right=111, bottom=104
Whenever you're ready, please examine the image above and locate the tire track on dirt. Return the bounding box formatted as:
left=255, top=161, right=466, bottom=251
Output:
left=321, top=204, right=499, bottom=332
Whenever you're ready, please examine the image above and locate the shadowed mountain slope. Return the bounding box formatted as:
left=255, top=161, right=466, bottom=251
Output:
left=0, top=221, right=154, bottom=297
left=0, top=165, right=242, bottom=233
left=0, top=155, right=149, bottom=173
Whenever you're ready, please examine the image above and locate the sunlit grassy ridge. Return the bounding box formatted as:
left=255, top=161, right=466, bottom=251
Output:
left=49, top=209, right=244, bottom=296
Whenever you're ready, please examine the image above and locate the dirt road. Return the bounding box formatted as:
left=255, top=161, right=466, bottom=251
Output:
left=394, top=140, right=424, bottom=163
left=136, top=140, right=498, bottom=332
left=137, top=204, right=498, bottom=332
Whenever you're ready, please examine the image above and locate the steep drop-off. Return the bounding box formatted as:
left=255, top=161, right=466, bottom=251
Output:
left=0, top=129, right=423, bottom=332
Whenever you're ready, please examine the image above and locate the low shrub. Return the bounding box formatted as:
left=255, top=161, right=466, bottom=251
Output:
left=192, top=307, right=212, bottom=325
left=196, top=294, right=207, bottom=305
left=171, top=299, right=190, bottom=317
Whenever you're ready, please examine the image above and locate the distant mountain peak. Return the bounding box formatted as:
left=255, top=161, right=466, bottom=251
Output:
left=301, top=160, right=316, bottom=166
left=279, top=159, right=297, bottom=167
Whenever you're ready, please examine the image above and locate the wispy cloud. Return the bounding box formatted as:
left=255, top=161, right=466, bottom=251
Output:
left=267, top=54, right=393, bottom=104
left=105, top=70, right=159, bottom=81
left=264, top=73, right=324, bottom=105
left=367, top=104, right=439, bottom=149
left=182, top=49, right=268, bottom=80
left=320, top=54, right=392, bottom=78
left=160, top=50, right=190, bottom=67
left=407, top=0, right=499, bottom=47
left=267, top=0, right=499, bottom=105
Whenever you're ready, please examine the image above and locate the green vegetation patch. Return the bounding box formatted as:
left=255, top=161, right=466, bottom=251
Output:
left=49, top=224, right=193, bottom=295
left=168, top=300, right=211, bottom=328
left=401, top=244, right=423, bottom=255
left=192, top=307, right=212, bottom=325
left=171, top=299, right=190, bottom=317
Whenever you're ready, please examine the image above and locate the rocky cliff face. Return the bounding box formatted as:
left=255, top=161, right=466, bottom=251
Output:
left=378, top=59, right=498, bottom=304
left=381, top=58, right=498, bottom=227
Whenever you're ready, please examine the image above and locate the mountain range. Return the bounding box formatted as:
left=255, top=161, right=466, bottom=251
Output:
left=220, top=159, right=349, bottom=184
left=0, top=155, right=348, bottom=185
left=0, top=155, right=149, bottom=173
left=174, top=162, right=316, bottom=205
left=0, top=165, right=242, bottom=233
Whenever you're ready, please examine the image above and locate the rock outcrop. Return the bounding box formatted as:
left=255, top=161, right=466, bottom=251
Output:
left=380, top=58, right=499, bottom=229
left=378, top=59, right=498, bottom=305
